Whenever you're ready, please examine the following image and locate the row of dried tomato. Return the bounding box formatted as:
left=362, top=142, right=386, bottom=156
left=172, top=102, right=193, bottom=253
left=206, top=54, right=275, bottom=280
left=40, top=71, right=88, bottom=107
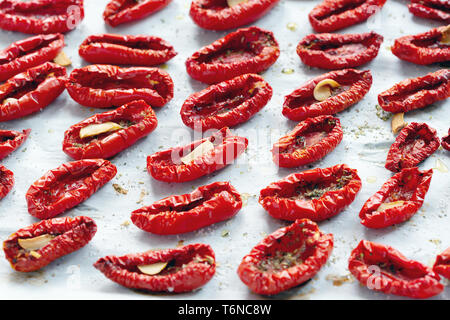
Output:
left=1, top=24, right=448, bottom=90
left=3, top=213, right=450, bottom=298
left=1, top=0, right=446, bottom=34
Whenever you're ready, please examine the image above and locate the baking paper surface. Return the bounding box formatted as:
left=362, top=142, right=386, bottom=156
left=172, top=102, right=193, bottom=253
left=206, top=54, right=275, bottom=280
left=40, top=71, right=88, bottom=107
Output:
left=0, top=0, right=448, bottom=300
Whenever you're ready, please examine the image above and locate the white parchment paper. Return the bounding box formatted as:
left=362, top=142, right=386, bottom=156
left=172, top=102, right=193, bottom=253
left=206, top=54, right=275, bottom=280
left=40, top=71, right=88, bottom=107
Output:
left=0, top=0, right=448, bottom=300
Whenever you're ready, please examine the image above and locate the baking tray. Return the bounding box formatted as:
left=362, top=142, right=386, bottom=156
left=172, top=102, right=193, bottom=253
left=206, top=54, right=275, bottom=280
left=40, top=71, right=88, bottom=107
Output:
left=0, top=0, right=448, bottom=300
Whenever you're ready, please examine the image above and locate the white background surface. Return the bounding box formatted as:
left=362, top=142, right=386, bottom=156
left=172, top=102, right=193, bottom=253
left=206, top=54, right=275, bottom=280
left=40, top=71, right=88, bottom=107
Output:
left=0, top=0, right=449, bottom=300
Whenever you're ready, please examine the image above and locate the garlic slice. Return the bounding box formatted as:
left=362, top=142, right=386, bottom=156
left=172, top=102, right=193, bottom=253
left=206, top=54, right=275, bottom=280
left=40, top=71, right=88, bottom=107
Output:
left=391, top=113, right=407, bottom=134
left=2, top=98, right=18, bottom=105
left=248, top=81, right=266, bottom=94
left=137, top=262, right=168, bottom=275
left=18, top=234, right=55, bottom=251
left=79, top=122, right=123, bottom=139
left=227, top=0, right=247, bottom=7
left=376, top=201, right=405, bottom=212
left=181, top=140, right=215, bottom=165
left=30, top=251, right=42, bottom=259
left=441, top=25, right=450, bottom=44
left=53, top=51, right=72, bottom=66
left=313, top=79, right=340, bottom=101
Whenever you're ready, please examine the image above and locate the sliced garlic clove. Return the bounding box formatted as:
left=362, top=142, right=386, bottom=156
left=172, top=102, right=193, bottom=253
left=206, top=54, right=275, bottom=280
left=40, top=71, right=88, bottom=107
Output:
left=137, top=262, right=168, bottom=275
left=248, top=81, right=266, bottom=94
left=18, top=234, right=55, bottom=251
left=391, top=113, right=407, bottom=134
left=181, top=140, right=215, bottom=165
left=2, top=98, right=18, bottom=105
left=30, top=251, right=42, bottom=259
left=204, top=255, right=215, bottom=265
left=376, top=201, right=405, bottom=212
left=53, top=51, right=72, bottom=66
left=434, top=159, right=448, bottom=173
left=313, top=79, right=341, bottom=102
left=79, top=122, right=123, bottom=139
left=441, top=25, right=450, bottom=44
left=227, top=0, right=247, bottom=7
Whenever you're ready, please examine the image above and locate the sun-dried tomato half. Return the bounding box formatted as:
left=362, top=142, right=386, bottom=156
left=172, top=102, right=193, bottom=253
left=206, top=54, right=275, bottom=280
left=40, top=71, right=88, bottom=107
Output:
left=103, top=0, right=172, bottom=27
left=181, top=73, right=272, bottom=131
left=94, top=244, right=216, bottom=293
left=0, top=0, right=84, bottom=34
left=0, top=62, right=66, bottom=122
left=349, top=240, right=443, bottom=299
left=0, top=129, right=30, bottom=160
left=391, top=25, right=450, bottom=65
left=259, top=164, right=361, bottom=222
left=78, top=34, right=177, bottom=66
left=359, top=168, right=433, bottom=229
left=0, top=33, right=64, bottom=82
left=132, top=181, right=242, bottom=235
left=408, top=0, right=450, bottom=23
left=189, top=0, right=279, bottom=30
left=66, top=64, right=174, bottom=108
left=442, top=129, right=450, bottom=151
left=186, top=26, right=280, bottom=84
left=147, top=127, right=248, bottom=183
left=308, top=0, right=387, bottom=33
left=237, top=219, right=333, bottom=295
left=378, top=69, right=450, bottom=113
left=272, top=116, right=343, bottom=168
left=282, top=69, right=372, bottom=121
left=63, top=100, right=158, bottom=160
left=297, top=32, right=383, bottom=69
left=433, top=247, right=450, bottom=279
left=3, top=216, right=96, bottom=272
left=26, top=159, right=117, bottom=220
left=385, top=122, right=440, bottom=172
left=0, top=165, right=14, bottom=200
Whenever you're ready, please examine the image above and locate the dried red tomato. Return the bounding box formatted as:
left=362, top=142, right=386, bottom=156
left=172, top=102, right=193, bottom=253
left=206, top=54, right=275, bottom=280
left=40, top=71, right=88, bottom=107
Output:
left=259, top=164, right=361, bottom=222
left=359, top=168, right=433, bottom=229
left=282, top=69, right=372, bottom=121
left=385, top=122, right=440, bottom=172
left=391, top=25, right=450, bottom=65
left=132, top=181, right=242, bottom=235
left=63, top=100, right=158, bottom=160
left=0, top=62, right=66, bottom=122
left=0, top=129, right=30, bottom=160
left=180, top=73, right=272, bottom=131
left=408, top=0, right=450, bottom=23
left=0, top=33, right=64, bottom=82
left=0, top=0, right=84, bottom=34
left=26, top=159, right=117, bottom=220
left=297, top=32, right=383, bottom=69
left=189, top=0, right=279, bottom=30
left=237, top=218, right=333, bottom=295
left=348, top=240, right=443, bottom=299
left=66, top=64, right=173, bottom=108
left=78, top=34, right=177, bottom=66
left=3, top=216, right=97, bottom=272
left=103, top=0, right=172, bottom=27
left=186, top=26, right=280, bottom=84
left=442, top=129, right=450, bottom=151
left=378, top=69, right=450, bottom=113
left=94, top=244, right=216, bottom=293
left=0, top=165, right=14, bottom=200
left=309, top=0, right=387, bottom=33
left=272, top=116, right=343, bottom=168
left=147, top=127, right=248, bottom=183
left=433, top=247, right=450, bottom=279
